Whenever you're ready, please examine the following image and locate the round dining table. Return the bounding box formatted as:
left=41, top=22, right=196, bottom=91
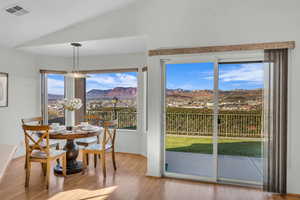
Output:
left=40, top=126, right=101, bottom=175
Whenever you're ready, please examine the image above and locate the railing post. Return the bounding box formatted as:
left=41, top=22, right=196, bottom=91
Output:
left=186, top=113, right=189, bottom=135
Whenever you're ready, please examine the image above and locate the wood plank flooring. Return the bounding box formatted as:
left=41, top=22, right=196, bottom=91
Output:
left=0, top=153, right=297, bottom=200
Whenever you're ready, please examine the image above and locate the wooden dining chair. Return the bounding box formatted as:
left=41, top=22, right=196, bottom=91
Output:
left=81, top=120, right=117, bottom=178
left=21, top=117, right=60, bottom=169
left=22, top=125, right=67, bottom=189
left=76, top=115, right=101, bottom=146
left=76, top=115, right=102, bottom=165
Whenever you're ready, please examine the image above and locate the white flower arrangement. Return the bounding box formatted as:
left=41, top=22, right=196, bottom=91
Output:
left=61, top=98, right=82, bottom=111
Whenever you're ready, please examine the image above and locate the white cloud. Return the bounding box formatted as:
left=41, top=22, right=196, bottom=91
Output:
left=48, top=78, right=64, bottom=95
left=219, top=63, right=263, bottom=83
left=87, top=73, right=137, bottom=91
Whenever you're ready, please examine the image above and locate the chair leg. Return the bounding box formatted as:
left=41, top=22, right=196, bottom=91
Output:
left=101, top=152, right=106, bottom=178
left=94, top=154, right=97, bottom=168
left=56, top=143, right=60, bottom=166
left=86, top=153, right=89, bottom=166
left=63, top=154, right=67, bottom=177
left=82, top=152, right=87, bottom=174
left=24, top=152, right=27, bottom=169
left=41, top=163, right=46, bottom=176
left=45, top=160, right=51, bottom=189
left=112, top=148, right=117, bottom=170
left=25, top=159, right=31, bottom=187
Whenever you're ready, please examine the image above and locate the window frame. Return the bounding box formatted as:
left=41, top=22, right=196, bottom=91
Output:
left=41, top=67, right=146, bottom=133
left=41, top=73, right=66, bottom=125
left=84, top=69, right=142, bottom=132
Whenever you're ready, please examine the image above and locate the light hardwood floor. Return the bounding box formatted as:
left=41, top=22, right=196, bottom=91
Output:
left=0, top=153, right=297, bottom=200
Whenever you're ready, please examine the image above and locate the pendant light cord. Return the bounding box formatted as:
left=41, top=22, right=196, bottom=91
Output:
left=73, top=45, right=76, bottom=72
left=69, top=42, right=85, bottom=78
left=77, top=45, right=79, bottom=71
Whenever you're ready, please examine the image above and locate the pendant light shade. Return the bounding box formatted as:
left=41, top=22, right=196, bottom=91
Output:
left=64, top=43, right=89, bottom=78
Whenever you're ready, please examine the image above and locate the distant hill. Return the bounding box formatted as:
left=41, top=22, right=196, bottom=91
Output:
left=48, top=94, right=64, bottom=100
left=48, top=87, right=262, bottom=102
left=166, top=88, right=263, bottom=102
left=167, top=89, right=213, bottom=99
left=48, top=87, right=137, bottom=101
left=87, top=87, right=137, bottom=100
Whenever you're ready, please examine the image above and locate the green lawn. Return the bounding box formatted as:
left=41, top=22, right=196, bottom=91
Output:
left=166, top=136, right=262, bottom=157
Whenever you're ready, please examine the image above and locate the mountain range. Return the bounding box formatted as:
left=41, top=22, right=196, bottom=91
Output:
left=166, top=88, right=263, bottom=102
left=48, top=87, right=263, bottom=101
left=48, top=87, right=137, bottom=100
left=87, top=87, right=137, bottom=100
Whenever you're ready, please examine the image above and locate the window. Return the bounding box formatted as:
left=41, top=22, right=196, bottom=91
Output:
left=42, top=73, right=65, bottom=125
left=143, top=68, right=148, bottom=131
left=85, top=72, right=138, bottom=130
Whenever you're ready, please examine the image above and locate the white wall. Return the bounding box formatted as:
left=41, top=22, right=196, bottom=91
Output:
left=137, top=0, right=300, bottom=194
left=9, top=0, right=300, bottom=194
left=0, top=46, right=40, bottom=157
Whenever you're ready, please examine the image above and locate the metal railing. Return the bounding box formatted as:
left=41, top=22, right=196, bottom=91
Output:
left=86, top=111, right=262, bottom=137
left=166, top=113, right=262, bottom=138
left=87, top=111, right=137, bottom=130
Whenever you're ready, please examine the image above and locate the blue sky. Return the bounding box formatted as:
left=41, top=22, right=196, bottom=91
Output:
left=166, top=62, right=264, bottom=91
left=47, top=72, right=137, bottom=95
left=86, top=72, right=137, bottom=92
left=47, top=74, right=65, bottom=95
left=47, top=63, right=264, bottom=94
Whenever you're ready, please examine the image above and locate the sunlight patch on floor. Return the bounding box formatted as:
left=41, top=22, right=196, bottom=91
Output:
left=48, top=186, right=118, bottom=200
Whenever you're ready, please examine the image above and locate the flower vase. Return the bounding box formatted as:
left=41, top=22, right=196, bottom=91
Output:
left=61, top=98, right=82, bottom=130
left=66, top=110, right=75, bottom=130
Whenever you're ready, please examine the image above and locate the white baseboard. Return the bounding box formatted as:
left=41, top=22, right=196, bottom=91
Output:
left=0, top=144, right=18, bottom=183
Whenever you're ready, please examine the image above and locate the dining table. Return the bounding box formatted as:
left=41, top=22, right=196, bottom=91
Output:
left=37, top=126, right=102, bottom=175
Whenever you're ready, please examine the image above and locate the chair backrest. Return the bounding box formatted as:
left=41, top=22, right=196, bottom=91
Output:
left=84, top=115, right=101, bottom=126
left=22, top=125, right=50, bottom=155
left=101, top=120, right=118, bottom=148
left=21, top=117, right=43, bottom=125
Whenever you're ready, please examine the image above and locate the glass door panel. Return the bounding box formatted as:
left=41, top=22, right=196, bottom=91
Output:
left=217, top=62, right=265, bottom=184
left=164, top=62, right=216, bottom=179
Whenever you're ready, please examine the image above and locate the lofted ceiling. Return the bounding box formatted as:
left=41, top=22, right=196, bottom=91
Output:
left=19, top=36, right=147, bottom=57
left=0, top=0, right=136, bottom=47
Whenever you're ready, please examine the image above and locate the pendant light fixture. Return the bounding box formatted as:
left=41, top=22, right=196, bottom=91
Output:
left=65, top=42, right=89, bottom=78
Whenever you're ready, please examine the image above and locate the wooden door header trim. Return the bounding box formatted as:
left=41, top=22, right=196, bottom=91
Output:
left=149, top=41, right=295, bottom=56
left=142, top=66, right=147, bottom=72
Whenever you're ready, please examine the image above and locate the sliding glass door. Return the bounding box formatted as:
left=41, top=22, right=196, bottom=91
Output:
left=164, top=61, right=217, bottom=181
left=217, top=62, right=265, bottom=185
left=163, top=58, right=267, bottom=186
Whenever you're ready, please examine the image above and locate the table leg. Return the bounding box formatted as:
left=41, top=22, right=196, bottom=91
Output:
left=54, top=139, right=83, bottom=175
